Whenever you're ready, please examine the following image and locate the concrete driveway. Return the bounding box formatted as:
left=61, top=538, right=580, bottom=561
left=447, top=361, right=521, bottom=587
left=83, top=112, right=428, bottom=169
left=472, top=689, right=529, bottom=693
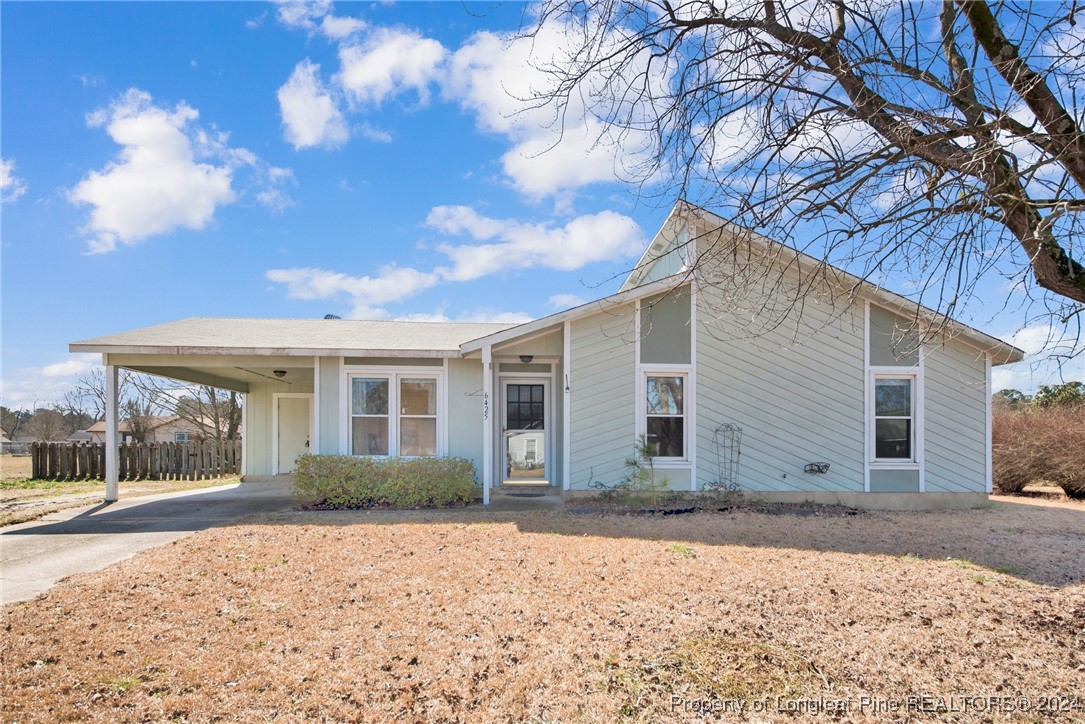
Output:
left=0, top=482, right=294, bottom=606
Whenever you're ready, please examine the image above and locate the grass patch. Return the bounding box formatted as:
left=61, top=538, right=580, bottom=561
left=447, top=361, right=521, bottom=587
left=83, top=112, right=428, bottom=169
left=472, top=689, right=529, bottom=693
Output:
left=611, top=634, right=829, bottom=716
left=102, top=675, right=141, bottom=695
left=665, top=543, right=695, bottom=558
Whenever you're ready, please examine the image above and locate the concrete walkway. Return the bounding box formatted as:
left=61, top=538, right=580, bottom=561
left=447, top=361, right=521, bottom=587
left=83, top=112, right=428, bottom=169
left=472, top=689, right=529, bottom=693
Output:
left=488, top=487, right=565, bottom=513
left=0, top=482, right=293, bottom=606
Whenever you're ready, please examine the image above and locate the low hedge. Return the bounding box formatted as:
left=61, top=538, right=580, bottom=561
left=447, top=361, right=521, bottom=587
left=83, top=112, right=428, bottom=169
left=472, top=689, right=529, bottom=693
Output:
left=292, top=455, right=477, bottom=509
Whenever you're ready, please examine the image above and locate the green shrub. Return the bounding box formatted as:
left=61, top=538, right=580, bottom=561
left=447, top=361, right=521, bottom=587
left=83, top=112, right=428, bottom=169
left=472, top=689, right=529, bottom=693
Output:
left=292, top=455, right=477, bottom=509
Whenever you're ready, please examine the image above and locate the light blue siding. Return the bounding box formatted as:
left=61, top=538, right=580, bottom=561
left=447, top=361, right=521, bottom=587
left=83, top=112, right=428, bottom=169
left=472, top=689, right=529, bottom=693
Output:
left=245, top=379, right=314, bottom=477
left=642, top=226, right=688, bottom=285
left=924, top=341, right=987, bottom=493
left=447, top=358, right=484, bottom=477
left=568, top=306, right=636, bottom=489
left=695, top=282, right=867, bottom=493
left=870, top=469, right=920, bottom=492
left=317, top=357, right=340, bottom=454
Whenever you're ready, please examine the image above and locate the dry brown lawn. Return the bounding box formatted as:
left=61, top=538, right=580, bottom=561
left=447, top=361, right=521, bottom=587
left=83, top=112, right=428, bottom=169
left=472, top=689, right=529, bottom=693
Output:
left=0, top=454, right=34, bottom=481
left=3, top=496, right=1084, bottom=722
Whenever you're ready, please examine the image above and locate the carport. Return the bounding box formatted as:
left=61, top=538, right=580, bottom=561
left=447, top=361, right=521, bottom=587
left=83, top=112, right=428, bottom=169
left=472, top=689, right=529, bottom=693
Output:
left=71, top=320, right=329, bottom=502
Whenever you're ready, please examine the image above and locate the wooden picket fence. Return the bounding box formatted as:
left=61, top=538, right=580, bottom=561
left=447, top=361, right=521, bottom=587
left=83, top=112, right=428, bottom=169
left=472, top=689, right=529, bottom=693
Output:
left=30, top=441, right=241, bottom=481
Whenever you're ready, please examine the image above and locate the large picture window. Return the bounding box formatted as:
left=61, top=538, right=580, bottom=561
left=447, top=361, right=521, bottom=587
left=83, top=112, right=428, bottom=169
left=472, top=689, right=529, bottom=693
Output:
left=645, top=374, right=685, bottom=459
left=873, top=377, right=914, bottom=461
left=350, top=373, right=440, bottom=457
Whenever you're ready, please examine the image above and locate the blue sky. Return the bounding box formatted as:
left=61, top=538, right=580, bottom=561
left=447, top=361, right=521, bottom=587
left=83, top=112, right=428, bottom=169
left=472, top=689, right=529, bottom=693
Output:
left=1, top=1, right=1081, bottom=411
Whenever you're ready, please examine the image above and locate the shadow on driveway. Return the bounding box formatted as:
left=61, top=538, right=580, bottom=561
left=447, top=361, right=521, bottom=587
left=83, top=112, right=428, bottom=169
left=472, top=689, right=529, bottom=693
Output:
left=3, top=482, right=295, bottom=536
left=1, top=483, right=295, bottom=605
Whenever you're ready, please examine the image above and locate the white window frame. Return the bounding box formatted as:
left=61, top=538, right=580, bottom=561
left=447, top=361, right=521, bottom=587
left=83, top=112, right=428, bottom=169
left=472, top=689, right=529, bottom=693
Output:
left=174, top=432, right=193, bottom=443
left=345, top=368, right=446, bottom=458
left=868, top=371, right=920, bottom=466
left=636, top=366, right=690, bottom=465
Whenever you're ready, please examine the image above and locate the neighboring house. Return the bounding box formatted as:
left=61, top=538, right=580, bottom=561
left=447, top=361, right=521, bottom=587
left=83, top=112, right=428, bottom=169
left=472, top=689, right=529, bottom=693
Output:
left=65, top=430, right=95, bottom=443
left=71, top=201, right=1023, bottom=508
left=83, top=416, right=215, bottom=444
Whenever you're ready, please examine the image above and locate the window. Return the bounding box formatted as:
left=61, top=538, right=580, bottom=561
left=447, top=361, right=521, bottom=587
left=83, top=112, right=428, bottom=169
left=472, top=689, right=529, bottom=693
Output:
left=174, top=432, right=192, bottom=443
left=873, top=377, right=914, bottom=461
left=399, top=378, right=437, bottom=457
left=351, top=378, right=389, bottom=455
left=349, top=373, right=441, bottom=457
left=645, top=374, right=685, bottom=458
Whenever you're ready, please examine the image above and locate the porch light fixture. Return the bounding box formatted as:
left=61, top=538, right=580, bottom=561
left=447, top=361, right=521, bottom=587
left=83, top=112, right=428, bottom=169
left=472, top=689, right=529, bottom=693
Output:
left=273, top=370, right=287, bottom=378
left=519, top=355, right=533, bottom=364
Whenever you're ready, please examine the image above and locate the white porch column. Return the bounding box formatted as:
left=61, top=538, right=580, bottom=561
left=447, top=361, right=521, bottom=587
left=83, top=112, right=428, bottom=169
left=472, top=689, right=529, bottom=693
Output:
left=312, top=356, right=321, bottom=455
left=562, top=320, right=572, bottom=491
left=104, top=362, right=119, bottom=502
left=482, top=344, right=493, bottom=506
left=240, top=391, right=249, bottom=479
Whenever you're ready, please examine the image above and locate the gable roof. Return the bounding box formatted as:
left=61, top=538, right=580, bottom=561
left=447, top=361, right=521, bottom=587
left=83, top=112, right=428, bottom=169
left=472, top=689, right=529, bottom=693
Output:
left=463, top=201, right=1025, bottom=365
left=72, top=317, right=515, bottom=358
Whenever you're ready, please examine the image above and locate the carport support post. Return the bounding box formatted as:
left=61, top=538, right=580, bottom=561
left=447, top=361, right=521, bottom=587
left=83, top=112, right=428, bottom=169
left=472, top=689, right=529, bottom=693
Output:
left=104, top=362, right=119, bottom=502
left=482, top=345, right=493, bottom=506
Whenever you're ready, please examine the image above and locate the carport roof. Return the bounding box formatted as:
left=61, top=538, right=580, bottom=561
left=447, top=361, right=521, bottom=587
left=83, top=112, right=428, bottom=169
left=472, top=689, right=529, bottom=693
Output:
left=71, top=317, right=516, bottom=358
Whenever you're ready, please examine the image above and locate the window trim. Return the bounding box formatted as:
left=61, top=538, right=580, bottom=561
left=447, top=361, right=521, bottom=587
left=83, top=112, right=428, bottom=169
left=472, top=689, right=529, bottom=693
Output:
left=636, top=366, right=690, bottom=465
left=870, top=373, right=917, bottom=464
left=345, top=367, right=446, bottom=458
left=864, top=301, right=926, bottom=492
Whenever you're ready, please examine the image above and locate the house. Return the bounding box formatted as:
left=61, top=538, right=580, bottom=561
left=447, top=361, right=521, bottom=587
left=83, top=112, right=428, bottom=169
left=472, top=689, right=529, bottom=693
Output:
left=70, top=201, right=1023, bottom=509
left=80, top=415, right=233, bottom=444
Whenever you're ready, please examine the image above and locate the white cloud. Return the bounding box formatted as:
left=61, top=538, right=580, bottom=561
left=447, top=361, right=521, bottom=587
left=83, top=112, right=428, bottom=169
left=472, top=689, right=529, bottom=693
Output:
left=991, top=322, right=1085, bottom=393
left=271, top=8, right=663, bottom=199
left=320, top=13, right=367, bottom=40
left=337, top=28, right=447, bottom=106
left=358, top=124, right=392, bottom=143
left=277, top=59, right=349, bottom=149
left=397, top=310, right=532, bottom=324
left=69, top=89, right=293, bottom=253
left=1, top=354, right=104, bottom=410
left=428, top=206, right=646, bottom=281
left=266, top=205, right=645, bottom=317
left=275, top=0, right=365, bottom=40
left=41, top=353, right=100, bottom=378
left=446, top=21, right=662, bottom=198
left=266, top=264, right=439, bottom=319
left=549, top=293, right=586, bottom=309
left=245, top=11, right=268, bottom=30
left=1, top=158, right=27, bottom=202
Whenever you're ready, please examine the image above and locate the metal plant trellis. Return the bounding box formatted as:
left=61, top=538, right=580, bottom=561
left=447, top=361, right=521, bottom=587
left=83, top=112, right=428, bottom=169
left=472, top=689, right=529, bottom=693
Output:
left=713, top=423, right=742, bottom=491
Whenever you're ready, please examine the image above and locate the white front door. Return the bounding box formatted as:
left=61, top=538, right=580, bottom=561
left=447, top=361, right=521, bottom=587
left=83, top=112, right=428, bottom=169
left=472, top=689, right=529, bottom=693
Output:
left=501, top=380, right=548, bottom=485
left=275, top=395, right=311, bottom=474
